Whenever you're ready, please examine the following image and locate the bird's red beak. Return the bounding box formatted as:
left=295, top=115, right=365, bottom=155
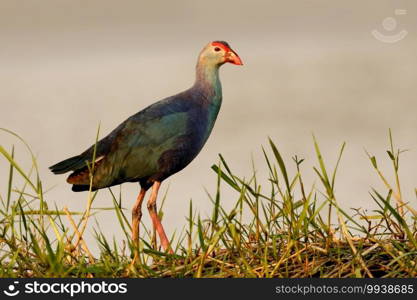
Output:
left=226, top=50, right=243, bottom=65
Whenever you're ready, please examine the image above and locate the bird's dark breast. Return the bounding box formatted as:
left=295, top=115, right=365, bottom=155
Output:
left=148, top=106, right=210, bottom=184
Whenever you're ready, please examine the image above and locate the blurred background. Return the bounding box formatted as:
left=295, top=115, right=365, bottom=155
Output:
left=1, top=0, right=416, bottom=252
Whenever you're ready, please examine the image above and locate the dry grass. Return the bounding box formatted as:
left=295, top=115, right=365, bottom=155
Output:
left=0, top=128, right=416, bottom=278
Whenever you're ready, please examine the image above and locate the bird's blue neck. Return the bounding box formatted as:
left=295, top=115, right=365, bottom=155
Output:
left=193, top=62, right=222, bottom=102
left=193, top=61, right=223, bottom=141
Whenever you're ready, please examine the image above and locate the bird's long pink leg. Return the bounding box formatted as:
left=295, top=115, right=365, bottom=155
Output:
left=132, top=188, right=147, bottom=259
left=147, top=181, right=173, bottom=254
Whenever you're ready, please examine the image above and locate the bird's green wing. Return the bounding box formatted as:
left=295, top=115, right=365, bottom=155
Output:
left=85, top=110, right=190, bottom=188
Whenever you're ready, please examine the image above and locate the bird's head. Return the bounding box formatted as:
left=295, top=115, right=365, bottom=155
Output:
left=199, top=41, right=243, bottom=66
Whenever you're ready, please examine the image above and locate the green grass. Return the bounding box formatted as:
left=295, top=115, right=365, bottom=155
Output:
left=0, top=128, right=416, bottom=278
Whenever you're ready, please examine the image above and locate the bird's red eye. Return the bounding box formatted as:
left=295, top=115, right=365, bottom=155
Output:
left=214, top=47, right=221, bottom=52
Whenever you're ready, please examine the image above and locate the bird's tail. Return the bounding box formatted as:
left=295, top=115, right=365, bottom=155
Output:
left=71, top=184, right=90, bottom=192
left=49, top=155, right=87, bottom=174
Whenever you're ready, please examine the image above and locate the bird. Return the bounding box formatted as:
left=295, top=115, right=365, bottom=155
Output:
left=49, top=41, right=243, bottom=255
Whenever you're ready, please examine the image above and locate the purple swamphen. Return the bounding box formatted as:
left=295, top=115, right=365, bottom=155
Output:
left=50, top=41, right=243, bottom=254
